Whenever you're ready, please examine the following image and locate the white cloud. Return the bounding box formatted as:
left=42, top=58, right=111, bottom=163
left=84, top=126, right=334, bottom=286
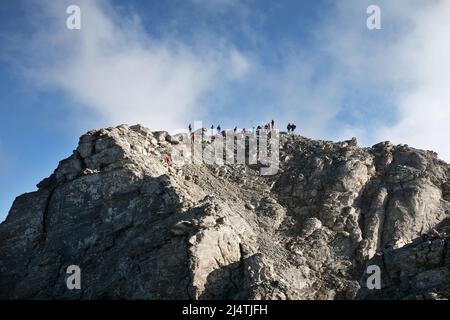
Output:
left=299, top=0, right=450, bottom=161
left=229, top=49, right=251, bottom=79
left=7, top=0, right=450, bottom=161
left=18, top=0, right=251, bottom=133
left=375, top=1, right=450, bottom=160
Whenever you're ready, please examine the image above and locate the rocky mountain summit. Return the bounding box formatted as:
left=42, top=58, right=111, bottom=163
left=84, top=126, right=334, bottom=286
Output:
left=1, top=124, right=449, bottom=299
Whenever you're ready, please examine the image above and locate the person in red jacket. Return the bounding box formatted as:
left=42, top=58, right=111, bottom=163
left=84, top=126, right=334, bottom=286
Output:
left=165, top=153, right=172, bottom=165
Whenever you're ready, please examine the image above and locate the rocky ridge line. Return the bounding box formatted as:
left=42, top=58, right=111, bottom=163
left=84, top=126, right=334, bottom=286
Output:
left=0, top=124, right=449, bottom=299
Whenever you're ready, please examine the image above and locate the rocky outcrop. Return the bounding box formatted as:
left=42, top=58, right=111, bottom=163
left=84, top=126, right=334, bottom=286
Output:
left=0, top=124, right=449, bottom=299
left=358, top=219, right=450, bottom=300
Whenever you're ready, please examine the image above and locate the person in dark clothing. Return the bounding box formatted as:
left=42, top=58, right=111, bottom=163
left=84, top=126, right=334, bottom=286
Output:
left=188, top=124, right=192, bottom=133
left=217, top=125, right=221, bottom=132
left=233, top=126, right=237, bottom=133
left=287, top=123, right=291, bottom=133
left=291, top=123, right=296, bottom=134
left=271, top=119, right=274, bottom=129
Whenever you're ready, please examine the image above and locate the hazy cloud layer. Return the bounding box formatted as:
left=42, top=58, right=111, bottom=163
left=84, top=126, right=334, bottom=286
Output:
left=322, top=0, right=450, bottom=160
left=17, top=0, right=255, bottom=133
left=374, top=1, right=450, bottom=160
left=6, top=0, right=450, bottom=161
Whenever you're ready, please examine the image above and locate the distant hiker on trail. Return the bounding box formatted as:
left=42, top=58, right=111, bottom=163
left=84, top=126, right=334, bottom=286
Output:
left=211, top=125, right=215, bottom=135
left=291, top=123, right=297, bottom=134
left=165, top=153, right=172, bottom=165
left=188, top=124, right=192, bottom=133
left=217, top=125, right=221, bottom=132
left=234, top=126, right=237, bottom=133
left=271, top=119, right=274, bottom=129
left=287, top=123, right=291, bottom=134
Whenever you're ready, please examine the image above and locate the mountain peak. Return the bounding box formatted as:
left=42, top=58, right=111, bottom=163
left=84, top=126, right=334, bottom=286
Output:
left=1, top=124, right=449, bottom=299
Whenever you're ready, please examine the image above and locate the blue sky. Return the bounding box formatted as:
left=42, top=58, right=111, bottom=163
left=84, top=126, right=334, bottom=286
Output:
left=1, top=0, right=449, bottom=222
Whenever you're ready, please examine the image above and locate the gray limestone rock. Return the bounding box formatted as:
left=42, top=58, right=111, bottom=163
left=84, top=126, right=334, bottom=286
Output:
left=0, top=124, right=449, bottom=300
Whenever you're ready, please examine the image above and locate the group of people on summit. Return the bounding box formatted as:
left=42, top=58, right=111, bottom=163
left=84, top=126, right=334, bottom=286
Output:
left=188, top=119, right=297, bottom=136
left=286, top=123, right=297, bottom=134
left=166, top=120, right=298, bottom=166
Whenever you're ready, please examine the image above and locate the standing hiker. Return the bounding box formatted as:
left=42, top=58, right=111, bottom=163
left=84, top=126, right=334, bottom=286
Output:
left=271, top=119, right=274, bottom=129
left=287, top=123, right=291, bottom=134
left=291, top=123, right=296, bottom=134
left=217, top=125, right=221, bottom=132
left=188, top=124, right=192, bottom=133
left=165, top=153, right=172, bottom=166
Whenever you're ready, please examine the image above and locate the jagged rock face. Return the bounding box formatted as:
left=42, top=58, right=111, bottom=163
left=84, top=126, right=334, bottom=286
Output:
left=0, top=124, right=449, bottom=299
left=358, top=219, right=450, bottom=300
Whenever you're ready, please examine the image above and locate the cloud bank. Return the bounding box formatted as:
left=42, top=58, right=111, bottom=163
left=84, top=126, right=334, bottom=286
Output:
left=374, top=1, right=450, bottom=159
left=16, top=0, right=252, bottom=133
left=320, top=0, right=450, bottom=160
left=5, top=0, right=450, bottom=161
